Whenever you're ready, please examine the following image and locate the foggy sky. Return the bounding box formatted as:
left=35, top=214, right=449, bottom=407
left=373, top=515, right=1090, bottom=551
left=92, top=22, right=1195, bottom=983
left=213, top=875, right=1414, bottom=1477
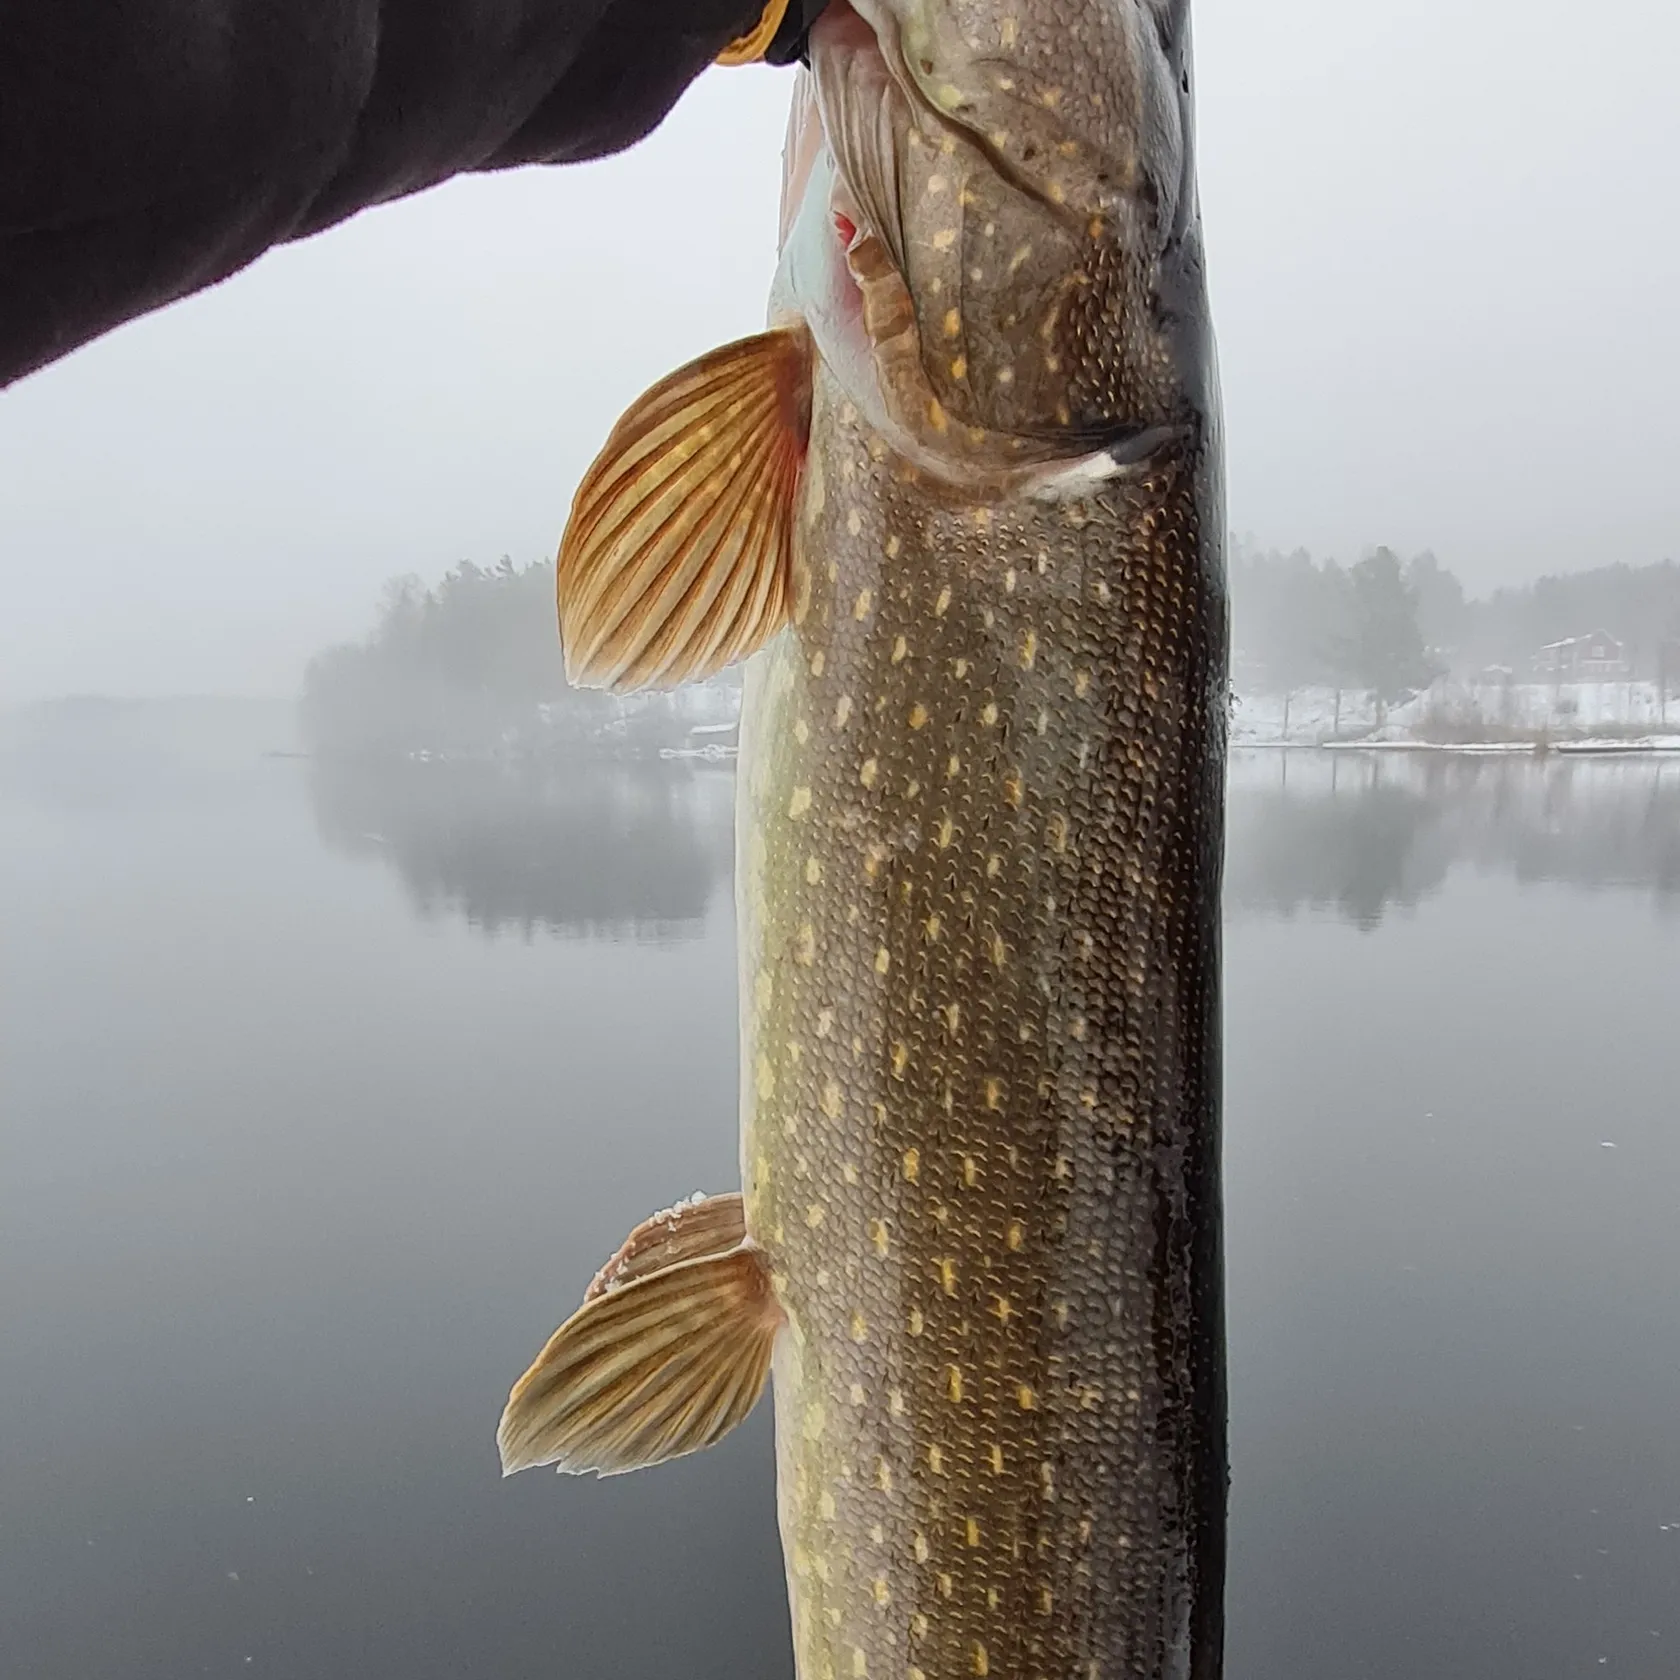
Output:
left=1, top=0, right=1675, bottom=701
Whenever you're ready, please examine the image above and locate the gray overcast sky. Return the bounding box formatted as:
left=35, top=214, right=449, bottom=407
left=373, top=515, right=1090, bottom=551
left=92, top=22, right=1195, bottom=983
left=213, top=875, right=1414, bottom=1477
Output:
left=1, top=0, right=1676, bottom=701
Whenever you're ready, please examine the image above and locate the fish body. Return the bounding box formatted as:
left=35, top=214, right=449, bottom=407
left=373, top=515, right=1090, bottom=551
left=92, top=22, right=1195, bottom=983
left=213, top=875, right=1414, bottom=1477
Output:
left=502, top=3, right=1228, bottom=1676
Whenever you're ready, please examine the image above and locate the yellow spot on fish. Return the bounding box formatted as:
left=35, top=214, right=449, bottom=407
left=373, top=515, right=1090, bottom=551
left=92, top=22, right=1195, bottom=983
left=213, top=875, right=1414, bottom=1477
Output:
left=908, top=1305, right=925, bottom=1335
left=789, top=786, right=812, bottom=818
left=948, top=1366, right=965, bottom=1404
left=964, top=1515, right=981, bottom=1548
left=892, top=1040, right=910, bottom=1078
left=1020, top=629, right=1038, bottom=669
left=875, top=946, right=891, bottom=975
left=1007, top=1220, right=1025, bottom=1250
left=875, top=1458, right=894, bottom=1494
left=1005, top=568, right=1018, bottom=593
left=852, top=1647, right=867, bottom=1677
left=983, top=1077, right=1003, bottom=1110
left=935, top=585, right=952, bottom=616
left=996, top=365, right=1014, bottom=387
left=850, top=1382, right=866, bottom=1405
left=1047, top=181, right=1065, bottom=204
left=941, top=1002, right=961, bottom=1037
left=835, top=694, right=854, bottom=727
left=1054, top=1300, right=1071, bottom=1328
left=1038, top=1587, right=1054, bottom=1615
left=820, top=1491, right=837, bottom=1521
left=806, top=1204, right=826, bottom=1229
left=986, top=853, right=1003, bottom=879
left=872, top=1574, right=891, bottom=1605
left=1048, top=814, right=1069, bottom=853
left=796, top=925, right=816, bottom=966
left=990, top=934, right=1008, bottom=968
left=805, top=856, right=823, bottom=887
left=811, top=650, right=826, bottom=676
left=949, top=355, right=967, bottom=380
left=851, top=1310, right=869, bottom=1343
left=821, top=1079, right=843, bottom=1119
left=860, top=758, right=879, bottom=789
left=927, top=398, right=949, bottom=433
left=1007, top=243, right=1033, bottom=276
left=972, top=507, right=991, bottom=531
left=943, top=307, right=962, bottom=337
left=870, top=1219, right=891, bottom=1257
left=854, top=588, right=872, bottom=619
left=889, top=635, right=910, bottom=666
left=936, top=816, right=955, bottom=849
left=937, top=1257, right=958, bottom=1295
left=847, top=509, right=863, bottom=537
left=914, top=1530, right=930, bottom=1563
left=929, top=1444, right=946, bottom=1475
left=903, top=1148, right=921, bottom=1182
left=816, top=1008, right=835, bottom=1039
left=886, top=533, right=901, bottom=558
left=1018, top=1384, right=1038, bottom=1409
left=980, top=701, right=999, bottom=726
left=938, top=1573, right=954, bottom=1598
left=909, top=703, right=929, bottom=729
left=1004, top=774, right=1024, bottom=808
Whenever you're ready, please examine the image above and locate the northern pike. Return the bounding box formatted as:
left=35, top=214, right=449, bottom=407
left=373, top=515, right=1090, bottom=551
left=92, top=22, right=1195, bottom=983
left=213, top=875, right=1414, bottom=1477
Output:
left=500, top=0, right=1229, bottom=1674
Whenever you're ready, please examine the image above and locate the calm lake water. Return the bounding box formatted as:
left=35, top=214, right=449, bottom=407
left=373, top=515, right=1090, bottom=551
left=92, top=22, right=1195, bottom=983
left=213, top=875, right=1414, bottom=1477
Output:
left=3, top=702, right=1677, bottom=1680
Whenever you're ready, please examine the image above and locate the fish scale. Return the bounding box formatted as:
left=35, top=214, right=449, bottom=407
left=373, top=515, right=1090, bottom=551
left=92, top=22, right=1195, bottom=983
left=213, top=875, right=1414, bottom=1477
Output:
left=738, top=366, right=1224, bottom=1679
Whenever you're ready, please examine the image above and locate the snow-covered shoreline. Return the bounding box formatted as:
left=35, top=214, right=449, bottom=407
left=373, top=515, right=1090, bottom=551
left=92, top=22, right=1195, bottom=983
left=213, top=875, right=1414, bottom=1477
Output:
left=1233, top=680, right=1680, bottom=754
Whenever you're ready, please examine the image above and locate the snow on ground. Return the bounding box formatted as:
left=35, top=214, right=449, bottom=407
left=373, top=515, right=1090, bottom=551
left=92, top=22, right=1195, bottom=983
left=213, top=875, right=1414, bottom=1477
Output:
left=1233, top=681, right=1680, bottom=749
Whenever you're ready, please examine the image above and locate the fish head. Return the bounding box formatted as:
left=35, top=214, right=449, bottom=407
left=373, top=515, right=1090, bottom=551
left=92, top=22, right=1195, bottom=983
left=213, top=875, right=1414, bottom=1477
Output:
left=774, top=0, right=1204, bottom=491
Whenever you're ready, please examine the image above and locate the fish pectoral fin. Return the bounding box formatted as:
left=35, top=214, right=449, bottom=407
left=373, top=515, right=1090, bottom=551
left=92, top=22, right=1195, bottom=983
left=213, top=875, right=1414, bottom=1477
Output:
left=557, top=328, right=812, bottom=693
left=497, top=1234, right=780, bottom=1478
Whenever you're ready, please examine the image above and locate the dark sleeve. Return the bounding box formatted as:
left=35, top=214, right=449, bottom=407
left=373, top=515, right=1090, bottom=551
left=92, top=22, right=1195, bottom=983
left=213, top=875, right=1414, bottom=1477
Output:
left=0, top=0, right=823, bottom=390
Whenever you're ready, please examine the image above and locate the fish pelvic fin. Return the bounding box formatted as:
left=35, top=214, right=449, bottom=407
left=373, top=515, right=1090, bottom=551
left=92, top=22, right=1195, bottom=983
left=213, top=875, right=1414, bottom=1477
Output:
left=582, top=1191, right=747, bottom=1302
left=497, top=1198, right=781, bottom=1479
left=556, top=328, right=811, bottom=693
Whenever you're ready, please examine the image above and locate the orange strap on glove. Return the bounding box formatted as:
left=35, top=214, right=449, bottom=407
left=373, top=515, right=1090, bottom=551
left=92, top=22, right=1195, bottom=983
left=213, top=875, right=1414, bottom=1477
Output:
left=717, top=0, right=793, bottom=64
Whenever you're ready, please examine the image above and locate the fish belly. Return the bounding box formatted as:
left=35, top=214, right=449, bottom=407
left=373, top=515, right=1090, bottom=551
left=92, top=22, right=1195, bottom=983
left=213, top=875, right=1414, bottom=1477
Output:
left=737, top=373, right=1228, bottom=1680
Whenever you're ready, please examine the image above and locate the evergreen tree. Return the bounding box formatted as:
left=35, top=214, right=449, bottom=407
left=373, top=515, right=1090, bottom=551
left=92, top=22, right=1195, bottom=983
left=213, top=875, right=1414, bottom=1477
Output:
left=1346, top=548, right=1438, bottom=708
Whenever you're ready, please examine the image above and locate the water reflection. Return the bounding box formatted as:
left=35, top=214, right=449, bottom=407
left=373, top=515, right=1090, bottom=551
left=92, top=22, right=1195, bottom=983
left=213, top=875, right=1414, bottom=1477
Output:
left=307, top=756, right=735, bottom=943
left=1228, top=751, right=1680, bottom=927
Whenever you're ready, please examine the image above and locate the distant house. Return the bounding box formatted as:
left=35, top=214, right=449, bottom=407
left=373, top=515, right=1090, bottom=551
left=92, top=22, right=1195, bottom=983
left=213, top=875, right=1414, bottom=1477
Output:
left=1532, top=630, right=1631, bottom=681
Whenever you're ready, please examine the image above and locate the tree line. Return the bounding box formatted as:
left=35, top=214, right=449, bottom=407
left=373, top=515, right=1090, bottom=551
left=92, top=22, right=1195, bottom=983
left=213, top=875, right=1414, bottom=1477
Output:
left=1231, top=541, right=1680, bottom=699
left=302, top=546, right=1680, bottom=757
